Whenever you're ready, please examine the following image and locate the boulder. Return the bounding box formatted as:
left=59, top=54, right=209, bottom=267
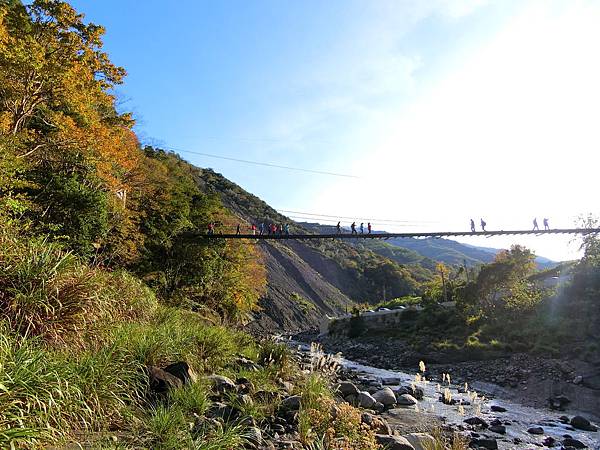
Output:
left=147, top=366, right=183, bottom=394
left=542, top=436, right=556, bottom=447
left=207, top=402, right=239, bottom=421
left=404, top=433, right=435, bottom=450
left=373, top=387, right=397, bottom=406
left=571, top=415, right=598, bottom=432
left=470, top=438, right=498, bottom=449
left=381, top=377, right=403, bottom=385
left=394, top=385, right=424, bottom=400
left=373, top=401, right=385, bottom=413
left=464, top=417, right=488, bottom=428
left=489, top=425, right=506, bottom=435
left=562, top=438, right=587, bottom=448
left=527, top=426, right=544, bottom=435
left=280, top=395, right=302, bottom=411
left=338, top=381, right=360, bottom=397
left=206, top=375, right=236, bottom=393
left=396, top=394, right=418, bottom=406
left=358, top=391, right=377, bottom=409
left=163, top=361, right=197, bottom=385
left=375, top=434, right=415, bottom=450
left=345, top=394, right=358, bottom=406
left=490, top=405, right=507, bottom=413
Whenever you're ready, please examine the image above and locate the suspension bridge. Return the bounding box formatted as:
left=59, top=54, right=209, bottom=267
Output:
left=201, top=228, right=600, bottom=240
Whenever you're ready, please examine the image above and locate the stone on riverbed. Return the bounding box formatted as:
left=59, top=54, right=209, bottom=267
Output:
left=470, top=438, right=498, bottom=449
left=562, top=437, right=588, bottom=448
left=404, top=433, right=435, bottom=450
left=358, top=391, right=377, bottom=409
left=490, top=405, right=506, bottom=412
left=375, top=434, right=415, bottom=450
left=373, top=387, right=397, bottom=406
left=570, top=415, right=598, bottom=432
left=464, top=417, right=488, bottom=428
left=396, top=393, right=418, bottom=406
left=527, top=426, right=544, bottom=435
left=338, top=381, right=360, bottom=397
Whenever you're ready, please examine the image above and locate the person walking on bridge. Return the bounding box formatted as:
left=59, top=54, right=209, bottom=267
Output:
left=470, top=219, right=476, bottom=233
left=236, top=224, right=241, bottom=235
left=480, top=218, right=487, bottom=232
left=533, top=218, right=539, bottom=231
left=360, top=222, right=364, bottom=234
left=251, top=224, right=256, bottom=235
left=336, top=221, right=341, bottom=234
left=259, top=222, right=264, bottom=235
left=351, top=222, right=357, bottom=235
left=543, top=218, right=549, bottom=230
left=368, top=222, right=372, bottom=234
left=284, top=223, right=290, bottom=235
left=207, top=222, right=215, bottom=235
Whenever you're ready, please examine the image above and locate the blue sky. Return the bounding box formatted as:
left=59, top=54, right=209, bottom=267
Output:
left=72, top=0, right=600, bottom=260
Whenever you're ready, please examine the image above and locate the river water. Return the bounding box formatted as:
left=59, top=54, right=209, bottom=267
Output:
left=341, top=358, right=600, bottom=449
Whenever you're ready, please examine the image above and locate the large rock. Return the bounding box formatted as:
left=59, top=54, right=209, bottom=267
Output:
left=207, top=402, right=240, bottom=421
left=280, top=395, right=302, bottom=411
left=395, top=385, right=424, bottom=400
left=562, top=437, right=588, bottom=448
left=464, top=417, right=488, bottom=428
left=527, top=426, right=544, bottom=435
left=338, top=381, right=360, bottom=397
left=163, top=361, right=196, bottom=385
left=571, top=415, right=598, bottom=432
left=489, top=425, right=506, bottom=434
left=404, top=433, right=435, bottom=450
left=206, top=375, right=236, bottom=393
left=396, top=394, right=418, bottom=406
left=373, top=387, right=397, bottom=406
left=358, top=391, right=377, bottom=409
left=490, top=405, right=506, bottom=413
left=470, top=438, right=498, bottom=449
left=147, top=366, right=183, bottom=394
left=375, top=434, right=415, bottom=450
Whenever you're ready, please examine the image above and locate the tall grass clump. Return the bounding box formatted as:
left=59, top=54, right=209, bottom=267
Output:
left=0, top=235, right=157, bottom=346
left=297, top=374, right=378, bottom=449
left=110, top=306, right=256, bottom=372
left=0, top=327, right=145, bottom=448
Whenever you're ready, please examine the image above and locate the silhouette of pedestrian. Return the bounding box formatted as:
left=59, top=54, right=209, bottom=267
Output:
left=470, top=219, right=475, bottom=233
left=533, top=218, right=539, bottom=231
left=543, top=218, right=549, bottom=230
left=336, top=221, right=341, bottom=234
left=259, top=222, right=264, bottom=235
left=251, top=224, right=256, bottom=235
left=360, top=223, right=364, bottom=234
left=284, top=223, right=290, bottom=235
left=351, top=222, right=357, bottom=235
left=207, top=222, right=214, bottom=235
left=236, top=224, right=241, bottom=235
left=480, top=218, right=487, bottom=232
left=368, top=222, right=372, bottom=234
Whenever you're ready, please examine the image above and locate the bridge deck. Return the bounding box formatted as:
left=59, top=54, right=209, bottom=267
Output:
left=201, top=228, right=600, bottom=240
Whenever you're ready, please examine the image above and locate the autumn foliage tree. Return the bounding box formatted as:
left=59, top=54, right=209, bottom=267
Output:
left=0, top=1, right=266, bottom=321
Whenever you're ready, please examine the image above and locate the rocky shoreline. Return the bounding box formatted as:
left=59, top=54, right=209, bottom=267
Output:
left=312, top=333, right=600, bottom=423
